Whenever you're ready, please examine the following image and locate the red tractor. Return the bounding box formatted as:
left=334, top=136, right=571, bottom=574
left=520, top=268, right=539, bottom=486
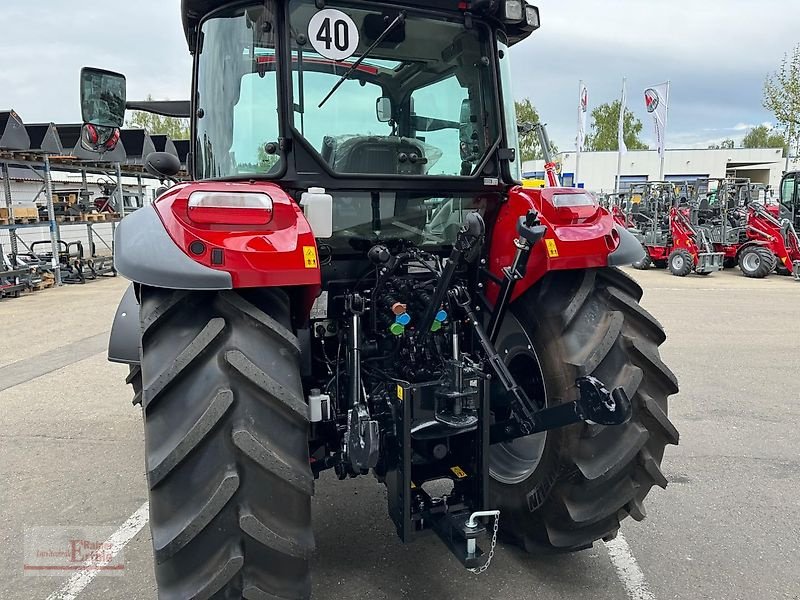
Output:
left=630, top=182, right=723, bottom=276
left=736, top=172, right=800, bottom=278
left=693, top=178, right=751, bottom=270
left=83, top=2, right=679, bottom=597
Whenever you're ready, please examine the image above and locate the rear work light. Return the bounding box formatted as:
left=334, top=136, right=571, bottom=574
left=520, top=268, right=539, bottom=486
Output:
left=501, top=0, right=525, bottom=22
left=525, top=5, right=540, bottom=29
left=187, top=191, right=273, bottom=225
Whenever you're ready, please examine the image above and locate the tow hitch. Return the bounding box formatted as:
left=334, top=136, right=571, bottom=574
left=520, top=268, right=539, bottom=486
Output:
left=431, top=509, right=500, bottom=573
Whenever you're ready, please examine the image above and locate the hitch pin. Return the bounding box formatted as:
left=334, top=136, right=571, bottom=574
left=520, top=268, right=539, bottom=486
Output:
left=466, top=510, right=500, bottom=556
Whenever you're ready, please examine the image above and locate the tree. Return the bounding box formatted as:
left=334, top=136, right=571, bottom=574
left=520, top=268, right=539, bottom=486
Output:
left=741, top=124, right=788, bottom=154
left=763, top=44, right=800, bottom=159
left=708, top=139, right=735, bottom=149
left=126, top=95, right=190, bottom=140
left=584, top=100, right=648, bottom=152
left=515, top=98, right=558, bottom=162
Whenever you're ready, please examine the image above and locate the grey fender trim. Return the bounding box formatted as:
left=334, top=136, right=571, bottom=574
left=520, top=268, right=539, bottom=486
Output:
left=608, top=225, right=646, bottom=266
left=114, top=204, right=232, bottom=290
left=108, top=284, right=141, bottom=365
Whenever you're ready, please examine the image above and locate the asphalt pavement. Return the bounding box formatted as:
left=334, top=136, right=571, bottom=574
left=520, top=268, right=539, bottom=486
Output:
left=1, top=268, right=798, bottom=599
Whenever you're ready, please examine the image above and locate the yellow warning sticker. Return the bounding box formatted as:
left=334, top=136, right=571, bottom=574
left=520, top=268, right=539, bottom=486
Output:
left=397, top=385, right=404, bottom=400
left=303, top=246, right=318, bottom=268
left=410, top=481, right=417, bottom=489
left=545, top=238, right=559, bottom=258
left=450, top=466, right=468, bottom=479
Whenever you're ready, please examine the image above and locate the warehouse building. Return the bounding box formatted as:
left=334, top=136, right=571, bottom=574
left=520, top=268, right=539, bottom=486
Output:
left=523, top=147, right=797, bottom=192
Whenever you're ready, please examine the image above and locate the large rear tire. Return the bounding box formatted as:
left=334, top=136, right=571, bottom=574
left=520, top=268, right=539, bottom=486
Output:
left=489, top=268, right=679, bottom=552
left=139, top=288, right=313, bottom=599
left=127, top=364, right=142, bottom=406
left=767, top=254, right=780, bottom=274
left=739, top=247, right=773, bottom=278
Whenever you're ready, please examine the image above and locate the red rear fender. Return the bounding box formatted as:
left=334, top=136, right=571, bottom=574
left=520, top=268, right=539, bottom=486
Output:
left=487, top=187, right=619, bottom=303
left=153, top=181, right=321, bottom=290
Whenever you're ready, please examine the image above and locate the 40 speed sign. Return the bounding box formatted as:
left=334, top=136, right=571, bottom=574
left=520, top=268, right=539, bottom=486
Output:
left=308, top=9, right=360, bottom=61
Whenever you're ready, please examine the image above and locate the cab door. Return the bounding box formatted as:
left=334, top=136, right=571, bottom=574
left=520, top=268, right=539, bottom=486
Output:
left=779, top=172, right=798, bottom=223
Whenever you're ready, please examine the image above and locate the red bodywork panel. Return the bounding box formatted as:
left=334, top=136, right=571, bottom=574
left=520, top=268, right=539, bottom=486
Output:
left=745, top=206, right=800, bottom=268
left=667, top=207, right=701, bottom=261
left=487, top=187, right=619, bottom=303
left=611, top=205, right=631, bottom=228
left=717, top=245, right=739, bottom=260
left=152, top=181, right=322, bottom=291
left=642, top=206, right=700, bottom=261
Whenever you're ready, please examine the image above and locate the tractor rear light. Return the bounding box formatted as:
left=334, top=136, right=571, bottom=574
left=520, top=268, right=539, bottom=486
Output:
left=187, top=191, right=273, bottom=225
left=501, top=0, right=525, bottom=22
left=551, top=193, right=597, bottom=208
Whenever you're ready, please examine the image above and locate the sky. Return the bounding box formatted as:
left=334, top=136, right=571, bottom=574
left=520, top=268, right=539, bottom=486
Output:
left=1, top=0, right=798, bottom=152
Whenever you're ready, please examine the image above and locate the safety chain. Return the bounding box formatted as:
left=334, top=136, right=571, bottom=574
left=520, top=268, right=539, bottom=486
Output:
left=468, top=513, right=499, bottom=574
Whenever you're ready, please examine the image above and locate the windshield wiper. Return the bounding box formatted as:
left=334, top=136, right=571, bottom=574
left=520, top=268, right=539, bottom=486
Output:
left=318, top=11, right=406, bottom=109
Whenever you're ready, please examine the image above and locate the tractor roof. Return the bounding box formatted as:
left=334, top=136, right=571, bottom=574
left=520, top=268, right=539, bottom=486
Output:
left=182, top=1, right=534, bottom=46
left=182, top=0, right=219, bottom=43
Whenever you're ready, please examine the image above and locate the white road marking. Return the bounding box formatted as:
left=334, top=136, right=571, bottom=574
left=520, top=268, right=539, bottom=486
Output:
left=45, top=502, right=150, bottom=600
left=41, top=503, right=652, bottom=600
left=604, top=532, right=656, bottom=600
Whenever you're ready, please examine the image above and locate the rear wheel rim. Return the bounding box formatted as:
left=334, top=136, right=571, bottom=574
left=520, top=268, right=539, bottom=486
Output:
left=742, top=252, right=761, bottom=272
left=489, top=349, right=548, bottom=485
left=672, top=254, right=684, bottom=270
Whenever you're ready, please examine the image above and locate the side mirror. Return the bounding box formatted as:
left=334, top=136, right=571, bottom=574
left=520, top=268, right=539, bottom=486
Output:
left=517, top=122, right=535, bottom=136
left=376, top=97, right=392, bottom=123
left=80, top=67, right=127, bottom=128
left=80, top=123, right=121, bottom=153
left=145, top=152, right=181, bottom=179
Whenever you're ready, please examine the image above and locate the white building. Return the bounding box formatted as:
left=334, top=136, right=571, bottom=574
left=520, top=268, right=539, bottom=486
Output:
left=522, top=148, right=798, bottom=192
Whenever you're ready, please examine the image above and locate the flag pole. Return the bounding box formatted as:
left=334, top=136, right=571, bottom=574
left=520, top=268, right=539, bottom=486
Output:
left=615, top=77, right=626, bottom=194
left=658, top=80, right=671, bottom=181
left=575, top=80, right=583, bottom=187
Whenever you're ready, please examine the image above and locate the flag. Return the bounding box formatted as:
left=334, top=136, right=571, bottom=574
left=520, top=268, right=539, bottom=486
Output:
left=618, top=79, right=627, bottom=155
left=644, top=82, right=669, bottom=158
left=577, top=82, right=588, bottom=152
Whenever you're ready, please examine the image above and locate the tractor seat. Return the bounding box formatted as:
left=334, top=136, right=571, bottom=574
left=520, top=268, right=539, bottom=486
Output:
left=323, top=135, right=428, bottom=176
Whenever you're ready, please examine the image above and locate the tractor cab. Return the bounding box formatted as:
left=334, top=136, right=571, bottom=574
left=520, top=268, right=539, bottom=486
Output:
left=189, top=1, right=540, bottom=246
left=780, top=171, right=800, bottom=226
left=81, top=1, right=541, bottom=250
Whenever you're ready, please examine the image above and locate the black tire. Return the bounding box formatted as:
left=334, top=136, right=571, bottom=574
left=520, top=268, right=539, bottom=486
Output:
left=139, top=288, right=313, bottom=599
left=127, top=364, right=142, bottom=406
left=489, top=268, right=679, bottom=552
left=631, top=254, right=651, bottom=270
left=766, top=252, right=778, bottom=273
left=739, top=247, right=773, bottom=278
left=723, top=257, right=737, bottom=269
left=667, top=248, right=693, bottom=277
